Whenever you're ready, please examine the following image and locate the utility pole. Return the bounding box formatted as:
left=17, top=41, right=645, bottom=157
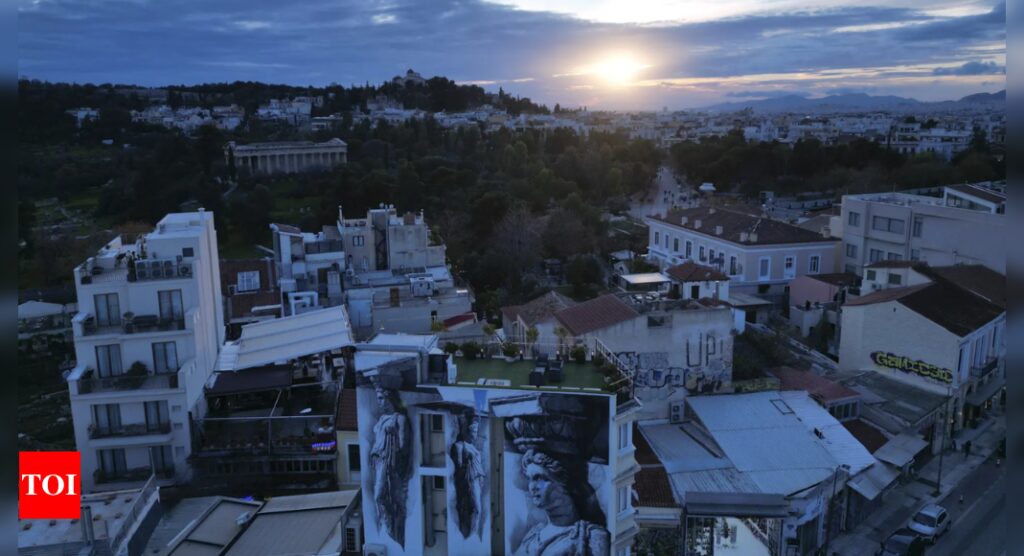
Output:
left=932, top=390, right=951, bottom=497
left=822, top=464, right=847, bottom=556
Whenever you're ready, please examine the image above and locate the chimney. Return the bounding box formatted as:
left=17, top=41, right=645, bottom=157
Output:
left=740, top=232, right=748, bottom=242
left=749, top=232, right=758, bottom=243
left=694, top=219, right=702, bottom=229
left=681, top=216, right=689, bottom=226
left=403, top=212, right=415, bottom=225
left=715, top=225, right=723, bottom=236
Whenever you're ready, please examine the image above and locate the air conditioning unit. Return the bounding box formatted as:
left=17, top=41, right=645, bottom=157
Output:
left=669, top=401, right=685, bottom=424
left=150, top=264, right=163, bottom=279
left=178, top=264, right=192, bottom=277
left=363, top=544, right=387, bottom=556
left=135, top=261, right=150, bottom=280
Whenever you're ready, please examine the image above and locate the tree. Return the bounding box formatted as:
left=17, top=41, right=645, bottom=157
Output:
left=490, top=203, right=542, bottom=271
left=565, top=255, right=603, bottom=298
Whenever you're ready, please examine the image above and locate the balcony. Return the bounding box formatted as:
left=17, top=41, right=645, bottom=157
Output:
left=81, top=313, right=186, bottom=337
left=94, top=466, right=174, bottom=485
left=76, top=368, right=181, bottom=395
left=89, top=422, right=172, bottom=439
left=970, top=357, right=999, bottom=380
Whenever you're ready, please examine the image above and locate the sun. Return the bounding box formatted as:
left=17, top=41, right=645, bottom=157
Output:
left=589, top=56, right=650, bottom=85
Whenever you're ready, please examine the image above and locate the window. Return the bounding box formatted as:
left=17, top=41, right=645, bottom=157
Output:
left=887, top=252, right=903, bottom=261
left=158, top=290, right=184, bottom=321
left=237, top=271, right=260, bottom=292
left=865, top=269, right=876, bottom=280
left=98, top=448, right=127, bottom=477
left=871, top=216, right=905, bottom=234
left=430, top=413, right=444, bottom=432
left=729, top=256, right=737, bottom=276
left=653, top=231, right=659, bottom=246
left=152, top=342, right=178, bottom=373
left=95, top=344, right=123, bottom=377
left=673, top=238, right=679, bottom=252
left=848, top=211, right=860, bottom=226
left=617, top=485, right=631, bottom=513
left=869, top=249, right=884, bottom=263
left=709, top=249, right=716, bottom=264
left=685, top=241, right=693, bottom=258
left=846, top=244, right=858, bottom=258
left=181, top=247, right=194, bottom=257
left=910, top=249, right=921, bottom=261
left=699, top=246, right=706, bottom=262
left=618, top=422, right=632, bottom=451
left=758, top=257, right=770, bottom=280
left=345, top=528, right=359, bottom=552
left=808, top=255, right=820, bottom=274
left=94, top=293, right=121, bottom=326
left=783, top=255, right=796, bottom=279
left=92, top=404, right=122, bottom=435
left=348, top=444, right=361, bottom=472
left=887, top=273, right=902, bottom=285
left=144, top=401, right=169, bottom=431
left=352, top=235, right=365, bottom=247
left=665, top=234, right=669, bottom=249
left=150, top=445, right=174, bottom=473
left=912, top=216, right=923, bottom=238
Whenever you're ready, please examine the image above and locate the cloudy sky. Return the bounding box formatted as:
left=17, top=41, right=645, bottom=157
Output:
left=18, top=0, right=1006, bottom=109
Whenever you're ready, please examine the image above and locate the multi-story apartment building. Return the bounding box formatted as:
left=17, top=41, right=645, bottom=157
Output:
left=270, top=205, right=474, bottom=337
left=839, top=185, right=1005, bottom=275
left=66, top=211, right=225, bottom=493
left=354, top=332, right=641, bottom=556
left=646, top=207, right=838, bottom=299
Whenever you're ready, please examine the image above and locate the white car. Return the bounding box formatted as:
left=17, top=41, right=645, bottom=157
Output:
left=907, top=503, right=951, bottom=543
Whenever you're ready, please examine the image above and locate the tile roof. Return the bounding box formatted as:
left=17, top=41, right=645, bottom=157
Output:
left=768, top=366, right=861, bottom=404
left=634, top=467, right=678, bottom=508
left=842, top=419, right=889, bottom=454
left=665, top=261, right=729, bottom=282
left=501, top=291, right=577, bottom=327
left=896, top=279, right=1004, bottom=336
left=809, top=273, right=860, bottom=288
left=336, top=388, right=358, bottom=431
left=927, top=265, right=1005, bottom=309
left=650, top=207, right=837, bottom=246
left=554, top=294, right=639, bottom=336
left=842, top=284, right=930, bottom=307
left=864, top=260, right=918, bottom=269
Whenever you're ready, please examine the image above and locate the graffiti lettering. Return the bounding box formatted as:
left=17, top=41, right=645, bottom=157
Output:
left=870, top=351, right=953, bottom=384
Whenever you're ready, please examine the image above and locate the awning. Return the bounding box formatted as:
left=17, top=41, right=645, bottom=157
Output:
left=207, top=366, right=293, bottom=395
left=684, top=492, right=790, bottom=518
left=966, top=375, right=1005, bottom=406
left=216, top=306, right=354, bottom=371
left=874, top=432, right=929, bottom=468
left=847, top=461, right=900, bottom=501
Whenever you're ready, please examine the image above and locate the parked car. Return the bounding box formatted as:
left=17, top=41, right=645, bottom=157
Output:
left=876, top=528, right=926, bottom=555
left=908, top=503, right=951, bottom=543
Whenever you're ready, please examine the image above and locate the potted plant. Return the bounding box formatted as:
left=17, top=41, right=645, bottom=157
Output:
left=502, top=342, right=518, bottom=362
left=443, top=342, right=460, bottom=356
left=570, top=345, right=587, bottom=364
left=460, top=341, right=481, bottom=360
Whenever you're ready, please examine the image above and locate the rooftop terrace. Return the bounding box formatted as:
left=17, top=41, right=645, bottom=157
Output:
left=451, top=357, right=617, bottom=394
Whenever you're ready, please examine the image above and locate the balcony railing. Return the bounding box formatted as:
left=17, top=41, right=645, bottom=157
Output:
left=88, top=422, right=172, bottom=439
left=970, top=357, right=999, bottom=379
left=94, top=466, right=173, bottom=485
left=76, top=369, right=180, bottom=394
left=82, top=315, right=185, bottom=336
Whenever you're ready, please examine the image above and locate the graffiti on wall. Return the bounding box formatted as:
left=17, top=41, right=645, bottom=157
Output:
left=614, top=332, right=731, bottom=395
left=871, top=351, right=953, bottom=384
left=495, top=393, right=611, bottom=556
left=368, top=378, right=413, bottom=547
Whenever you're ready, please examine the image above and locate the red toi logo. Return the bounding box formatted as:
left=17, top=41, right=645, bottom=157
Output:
left=19, top=452, right=81, bottom=519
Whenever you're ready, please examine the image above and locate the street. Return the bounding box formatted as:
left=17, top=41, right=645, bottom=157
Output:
left=929, top=472, right=1004, bottom=556
left=628, top=165, right=695, bottom=219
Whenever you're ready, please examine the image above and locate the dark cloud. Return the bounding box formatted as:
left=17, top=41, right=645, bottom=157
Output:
left=933, top=60, right=1005, bottom=75
left=16, top=0, right=1007, bottom=108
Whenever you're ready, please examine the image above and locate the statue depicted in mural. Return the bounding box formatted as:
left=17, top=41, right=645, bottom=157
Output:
left=518, top=449, right=610, bottom=556
left=369, top=382, right=411, bottom=547
left=450, top=410, right=485, bottom=538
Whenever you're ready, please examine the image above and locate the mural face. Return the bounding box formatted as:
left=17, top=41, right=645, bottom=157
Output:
left=450, top=409, right=485, bottom=539
left=496, top=393, right=612, bottom=556
left=368, top=381, right=412, bottom=547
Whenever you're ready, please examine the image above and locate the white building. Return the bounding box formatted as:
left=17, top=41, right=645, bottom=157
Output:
left=839, top=186, right=1005, bottom=275
left=66, top=211, right=225, bottom=493
left=225, top=138, right=347, bottom=175
left=839, top=263, right=1005, bottom=444
left=646, top=207, right=839, bottom=299
left=354, top=332, right=640, bottom=556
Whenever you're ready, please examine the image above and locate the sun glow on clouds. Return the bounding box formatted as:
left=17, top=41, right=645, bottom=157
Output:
left=558, top=53, right=652, bottom=86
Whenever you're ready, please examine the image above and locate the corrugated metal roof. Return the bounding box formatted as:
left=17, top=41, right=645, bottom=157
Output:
left=874, top=432, right=929, bottom=467
left=217, top=306, right=354, bottom=371
left=847, top=461, right=900, bottom=501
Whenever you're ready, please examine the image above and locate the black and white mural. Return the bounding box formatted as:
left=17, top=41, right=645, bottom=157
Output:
left=495, top=393, right=612, bottom=556
left=450, top=406, right=485, bottom=538
left=367, top=376, right=413, bottom=547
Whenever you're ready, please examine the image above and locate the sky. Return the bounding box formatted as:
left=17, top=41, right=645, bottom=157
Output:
left=18, top=0, right=1006, bottom=109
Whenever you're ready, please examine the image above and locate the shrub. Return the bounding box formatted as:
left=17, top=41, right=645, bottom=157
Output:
left=502, top=343, right=518, bottom=358
left=443, top=342, right=460, bottom=355
left=461, top=341, right=481, bottom=360
left=570, top=345, right=587, bottom=364
left=127, top=361, right=148, bottom=376
left=592, top=353, right=606, bottom=367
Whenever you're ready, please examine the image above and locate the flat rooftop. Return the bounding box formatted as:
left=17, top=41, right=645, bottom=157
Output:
left=452, top=357, right=612, bottom=393
left=19, top=488, right=145, bottom=549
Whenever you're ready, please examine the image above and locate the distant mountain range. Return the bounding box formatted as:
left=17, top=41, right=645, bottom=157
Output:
left=704, top=90, right=1005, bottom=113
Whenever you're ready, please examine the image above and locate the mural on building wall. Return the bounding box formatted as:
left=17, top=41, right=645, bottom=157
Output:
left=451, top=408, right=485, bottom=538
left=614, top=331, right=732, bottom=396
left=495, top=393, right=611, bottom=556
left=368, top=378, right=413, bottom=547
